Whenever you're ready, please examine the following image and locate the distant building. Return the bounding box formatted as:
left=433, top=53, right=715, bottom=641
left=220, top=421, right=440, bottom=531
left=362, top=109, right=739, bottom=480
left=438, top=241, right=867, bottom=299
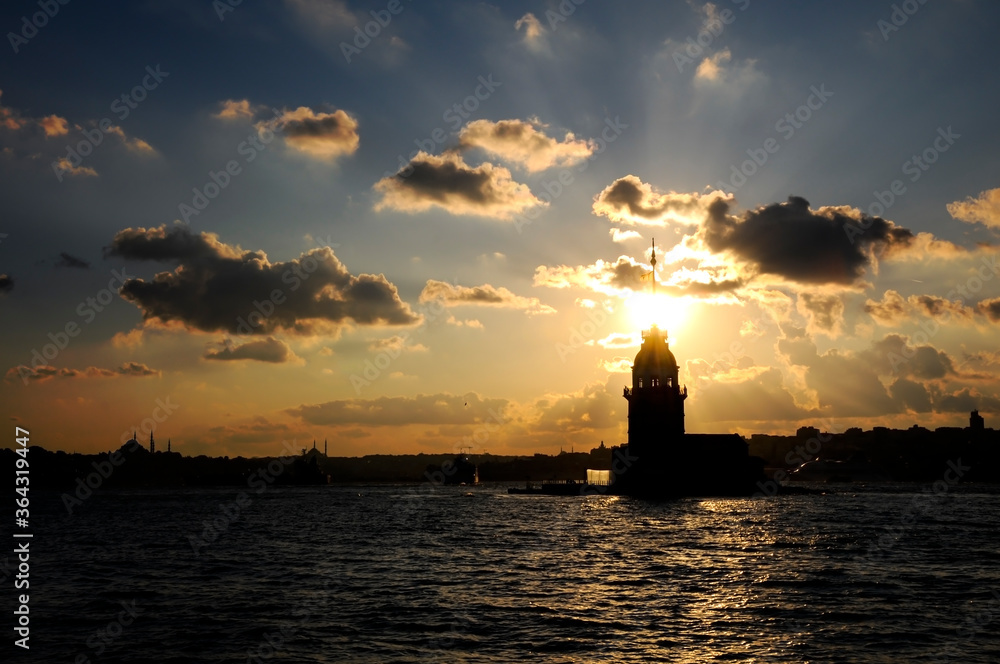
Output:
left=971, top=410, right=985, bottom=430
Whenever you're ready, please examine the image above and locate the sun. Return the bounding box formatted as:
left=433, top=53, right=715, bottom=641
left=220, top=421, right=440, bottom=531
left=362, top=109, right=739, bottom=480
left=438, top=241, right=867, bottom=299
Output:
left=627, top=292, right=690, bottom=339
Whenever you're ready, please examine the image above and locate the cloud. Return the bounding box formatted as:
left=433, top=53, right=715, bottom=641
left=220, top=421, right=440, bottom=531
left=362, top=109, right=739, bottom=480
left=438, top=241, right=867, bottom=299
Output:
left=261, top=107, right=360, bottom=161
left=39, top=114, right=69, bottom=136
left=204, top=337, right=298, bottom=363
left=6, top=362, right=161, bottom=383
left=976, top=297, right=1000, bottom=322
left=445, top=315, right=484, bottom=328
left=610, top=228, right=642, bottom=242
left=865, top=289, right=977, bottom=325
left=418, top=280, right=555, bottom=314
left=867, top=334, right=957, bottom=380
left=0, top=91, right=69, bottom=138
left=693, top=366, right=819, bottom=422
left=374, top=151, right=544, bottom=220
left=596, top=332, right=640, bottom=349
left=515, top=12, right=546, bottom=47
left=529, top=382, right=622, bottom=432
left=694, top=48, right=731, bottom=82
left=534, top=255, right=648, bottom=295
left=287, top=392, right=508, bottom=426
left=797, top=293, right=844, bottom=336
left=203, top=416, right=297, bottom=445
left=889, top=378, right=932, bottom=413
left=593, top=175, right=729, bottom=226
left=106, top=223, right=419, bottom=335
left=105, top=125, right=157, bottom=154
left=53, top=157, right=97, bottom=178
left=933, top=387, right=1000, bottom=414
left=703, top=196, right=915, bottom=286
left=947, top=187, right=1000, bottom=229
left=214, top=99, right=256, bottom=120
left=55, top=252, right=90, bottom=269
left=214, top=99, right=359, bottom=162
left=458, top=119, right=594, bottom=172
left=534, top=255, right=741, bottom=299
left=368, top=335, right=428, bottom=353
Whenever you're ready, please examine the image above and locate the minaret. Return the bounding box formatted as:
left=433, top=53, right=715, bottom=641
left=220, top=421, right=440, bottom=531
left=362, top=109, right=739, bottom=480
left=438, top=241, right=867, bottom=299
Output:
left=324, top=439, right=327, bottom=456
left=150, top=431, right=155, bottom=454
left=167, top=438, right=171, bottom=453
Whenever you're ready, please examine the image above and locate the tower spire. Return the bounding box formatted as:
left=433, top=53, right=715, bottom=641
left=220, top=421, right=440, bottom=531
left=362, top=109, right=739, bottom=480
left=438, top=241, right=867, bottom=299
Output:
left=650, top=238, right=656, bottom=297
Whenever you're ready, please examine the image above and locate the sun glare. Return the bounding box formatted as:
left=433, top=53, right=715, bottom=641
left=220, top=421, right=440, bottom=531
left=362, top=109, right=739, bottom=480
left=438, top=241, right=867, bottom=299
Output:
left=627, top=293, right=690, bottom=339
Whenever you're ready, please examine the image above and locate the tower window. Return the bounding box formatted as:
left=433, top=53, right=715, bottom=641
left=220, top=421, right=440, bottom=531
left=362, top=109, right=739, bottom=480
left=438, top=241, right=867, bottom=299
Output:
left=651, top=377, right=659, bottom=387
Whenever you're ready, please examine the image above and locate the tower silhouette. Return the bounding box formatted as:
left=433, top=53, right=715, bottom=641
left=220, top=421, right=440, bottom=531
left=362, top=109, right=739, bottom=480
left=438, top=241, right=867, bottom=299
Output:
left=150, top=431, right=155, bottom=454
left=623, top=325, right=687, bottom=459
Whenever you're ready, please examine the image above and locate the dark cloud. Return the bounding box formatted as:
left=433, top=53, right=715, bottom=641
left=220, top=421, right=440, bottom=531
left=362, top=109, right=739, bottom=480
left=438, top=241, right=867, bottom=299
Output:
left=865, top=290, right=975, bottom=324
left=703, top=196, right=914, bottom=285
left=271, top=107, right=360, bottom=160
left=106, top=224, right=419, bottom=335
left=889, top=378, right=932, bottom=413
left=933, top=388, right=1000, bottom=414
left=374, top=151, right=543, bottom=220
left=287, top=392, right=508, bottom=426
left=797, top=293, right=844, bottom=334
left=869, top=334, right=955, bottom=380
left=5, top=362, right=160, bottom=383
left=55, top=252, right=90, bottom=269
left=593, top=175, right=725, bottom=226
left=976, top=297, right=1000, bottom=322
left=204, top=337, right=297, bottom=363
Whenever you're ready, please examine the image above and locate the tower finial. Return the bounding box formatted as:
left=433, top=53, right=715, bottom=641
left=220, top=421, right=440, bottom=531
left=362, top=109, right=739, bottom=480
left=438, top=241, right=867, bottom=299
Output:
left=650, top=238, right=656, bottom=297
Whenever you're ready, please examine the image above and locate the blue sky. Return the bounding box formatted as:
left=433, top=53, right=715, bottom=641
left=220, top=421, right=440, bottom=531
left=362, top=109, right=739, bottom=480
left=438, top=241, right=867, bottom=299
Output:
left=3, top=0, right=1000, bottom=456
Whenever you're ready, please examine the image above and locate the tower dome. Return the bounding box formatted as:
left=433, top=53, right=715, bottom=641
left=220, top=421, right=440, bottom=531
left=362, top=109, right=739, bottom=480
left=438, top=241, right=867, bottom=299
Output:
left=631, top=325, right=678, bottom=390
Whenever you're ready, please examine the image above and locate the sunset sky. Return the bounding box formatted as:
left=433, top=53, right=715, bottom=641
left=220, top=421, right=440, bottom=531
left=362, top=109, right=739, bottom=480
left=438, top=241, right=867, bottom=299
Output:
left=2, top=0, right=1000, bottom=457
